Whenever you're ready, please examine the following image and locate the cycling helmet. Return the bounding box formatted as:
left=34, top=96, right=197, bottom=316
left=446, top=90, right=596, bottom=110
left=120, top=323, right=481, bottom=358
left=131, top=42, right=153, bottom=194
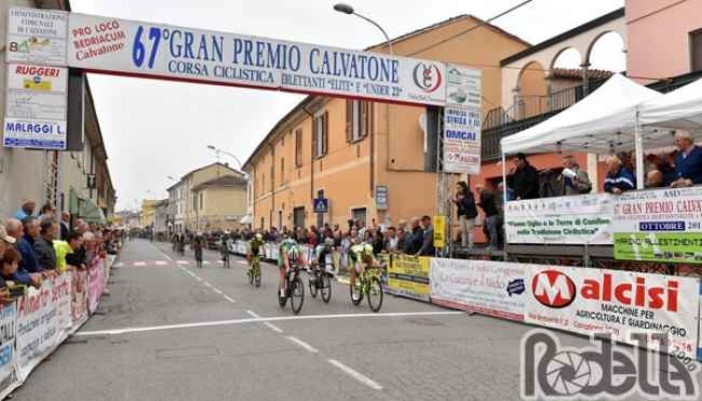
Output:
left=255, top=233, right=263, bottom=241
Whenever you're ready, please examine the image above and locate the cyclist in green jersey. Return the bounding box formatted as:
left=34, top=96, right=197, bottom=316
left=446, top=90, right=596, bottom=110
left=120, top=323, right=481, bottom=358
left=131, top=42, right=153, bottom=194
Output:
left=247, top=233, right=265, bottom=273
left=348, top=236, right=378, bottom=289
left=279, top=238, right=306, bottom=297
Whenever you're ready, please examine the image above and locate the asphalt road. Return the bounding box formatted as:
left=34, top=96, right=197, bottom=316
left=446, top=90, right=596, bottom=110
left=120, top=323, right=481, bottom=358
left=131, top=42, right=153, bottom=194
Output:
left=11, top=239, right=702, bottom=401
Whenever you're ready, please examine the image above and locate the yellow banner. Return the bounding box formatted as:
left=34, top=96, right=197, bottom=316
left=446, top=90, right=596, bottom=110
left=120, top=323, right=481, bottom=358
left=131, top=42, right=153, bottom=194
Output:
left=433, top=215, right=446, bottom=249
left=387, top=254, right=430, bottom=301
left=23, top=79, right=52, bottom=91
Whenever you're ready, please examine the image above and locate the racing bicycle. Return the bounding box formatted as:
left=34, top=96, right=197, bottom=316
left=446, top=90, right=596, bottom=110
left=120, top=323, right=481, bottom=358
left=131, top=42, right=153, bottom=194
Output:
left=350, top=264, right=383, bottom=312
left=278, top=260, right=304, bottom=314
left=309, top=258, right=332, bottom=303
left=248, top=254, right=262, bottom=288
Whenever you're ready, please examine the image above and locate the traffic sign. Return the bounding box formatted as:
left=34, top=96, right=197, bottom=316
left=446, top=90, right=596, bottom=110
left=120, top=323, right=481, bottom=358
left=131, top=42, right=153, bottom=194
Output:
left=314, top=198, right=329, bottom=213
left=376, top=185, right=388, bottom=211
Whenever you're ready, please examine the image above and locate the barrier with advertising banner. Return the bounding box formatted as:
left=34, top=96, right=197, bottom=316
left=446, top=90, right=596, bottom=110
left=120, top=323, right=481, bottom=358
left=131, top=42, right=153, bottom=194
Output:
left=504, top=193, right=614, bottom=244
left=88, top=259, right=105, bottom=314
left=387, top=255, right=430, bottom=301
left=0, top=305, right=16, bottom=393
left=71, top=270, right=88, bottom=326
left=525, top=264, right=700, bottom=359
left=613, top=187, right=702, bottom=264
left=430, top=259, right=525, bottom=321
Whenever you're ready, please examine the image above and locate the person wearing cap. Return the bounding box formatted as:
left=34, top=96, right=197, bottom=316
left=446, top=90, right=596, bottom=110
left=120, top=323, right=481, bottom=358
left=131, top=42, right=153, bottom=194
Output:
left=4, top=219, right=42, bottom=288
left=0, top=224, right=16, bottom=260
left=512, top=153, right=540, bottom=200
left=14, top=199, right=36, bottom=221
left=671, top=131, right=702, bottom=188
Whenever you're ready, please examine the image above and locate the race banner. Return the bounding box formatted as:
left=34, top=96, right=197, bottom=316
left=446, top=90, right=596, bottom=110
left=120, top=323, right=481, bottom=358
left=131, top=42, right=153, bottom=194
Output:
left=16, top=275, right=72, bottom=380
left=387, top=255, right=430, bottom=302
left=88, top=259, right=105, bottom=314
left=430, top=259, right=525, bottom=321
left=56, top=272, right=73, bottom=341
left=65, top=12, right=450, bottom=106
left=504, top=193, right=614, bottom=245
left=525, top=265, right=700, bottom=359
left=0, top=304, right=17, bottom=391
left=71, top=270, right=88, bottom=326
left=613, top=187, right=702, bottom=264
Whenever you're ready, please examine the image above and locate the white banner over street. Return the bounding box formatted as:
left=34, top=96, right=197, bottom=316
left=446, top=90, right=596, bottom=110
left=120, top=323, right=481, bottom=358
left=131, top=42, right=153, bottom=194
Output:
left=504, top=193, right=614, bottom=245
left=525, top=265, right=700, bottom=359
left=65, top=12, right=454, bottom=106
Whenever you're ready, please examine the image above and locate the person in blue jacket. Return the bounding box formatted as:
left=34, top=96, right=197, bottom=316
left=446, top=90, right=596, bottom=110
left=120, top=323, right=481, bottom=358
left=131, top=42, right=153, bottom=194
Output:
left=604, top=155, right=636, bottom=194
left=671, top=131, right=702, bottom=187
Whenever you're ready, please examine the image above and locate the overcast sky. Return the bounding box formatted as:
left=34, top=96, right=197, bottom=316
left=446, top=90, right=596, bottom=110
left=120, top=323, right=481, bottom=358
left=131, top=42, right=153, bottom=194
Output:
left=69, top=0, right=624, bottom=211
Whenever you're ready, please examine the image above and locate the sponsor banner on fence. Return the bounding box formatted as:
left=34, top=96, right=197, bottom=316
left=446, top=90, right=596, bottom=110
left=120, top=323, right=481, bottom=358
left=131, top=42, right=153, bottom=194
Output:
left=65, top=12, right=450, bottom=106
left=387, top=255, right=430, bottom=302
left=613, top=187, right=702, bottom=264
left=71, top=270, right=88, bottom=326
left=16, top=274, right=72, bottom=380
left=504, top=193, right=614, bottom=244
left=430, top=259, right=525, bottom=321
left=525, top=264, right=700, bottom=359
left=6, top=8, right=69, bottom=65
left=0, top=304, right=16, bottom=391
left=88, top=259, right=105, bottom=314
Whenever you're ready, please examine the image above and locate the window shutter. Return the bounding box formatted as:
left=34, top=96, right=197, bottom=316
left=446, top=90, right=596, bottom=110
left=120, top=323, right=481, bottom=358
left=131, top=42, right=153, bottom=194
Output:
left=346, top=100, right=353, bottom=142
left=312, top=117, right=318, bottom=158
left=361, top=102, right=369, bottom=138
left=323, top=111, right=329, bottom=156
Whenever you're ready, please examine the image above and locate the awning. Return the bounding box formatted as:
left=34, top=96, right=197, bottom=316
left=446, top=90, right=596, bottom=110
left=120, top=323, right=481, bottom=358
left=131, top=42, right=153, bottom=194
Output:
left=638, top=77, right=702, bottom=136
left=78, top=196, right=107, bottom=225
left=501, top=74, right=661, bottom=155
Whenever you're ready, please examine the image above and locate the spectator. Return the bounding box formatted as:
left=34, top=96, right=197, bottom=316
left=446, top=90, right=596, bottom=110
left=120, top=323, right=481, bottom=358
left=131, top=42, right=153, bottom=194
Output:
left=646, top=169, right=665, bottom=188
left=83, top=231, right=97, bottom=265
left=604, top=156, right=636, bottom=194
left=651, top=152, right=677, bottom=187
left=671, top=131, right=702, bottom=187
left=403, top=217, right=423, bottom=255
left=417, top=216, right=435, bottom=256
left=0, top=225, right=15, bottom=260
left=477, top=184, right=499, bottom=250
left=0, top=247, right=23, bottom=285
left=4, top=219, right=42, bottom=287
left=397, top=220, right=407, bottom=233
left=453, top=181, right=478, bottom=249
left=384, top=227, right=399, bottom=253
left=512, top=153, right=540, bottom=200
left=16, top=217, right=44, bottom=275
left=65, top=232, right=86, bottom=270
left=34, top=217, right=58, bottom=271
left=559, top=155, right=592, bottom=195
left=372, top=230, right=384, bottom=256
left=53, top=237, right=73, bottom=273
left=14, top=199, right=36, bottom=221
left=39, top=203, right=56, bottom=219
left=396, top=227, right=407, bottom=252
left=60, top=211, right=70, bottom=240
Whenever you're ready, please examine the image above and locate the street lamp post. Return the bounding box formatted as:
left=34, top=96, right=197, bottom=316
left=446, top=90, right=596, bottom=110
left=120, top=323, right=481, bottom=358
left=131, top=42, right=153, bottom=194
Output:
left=333, top=3, right=393, bottom=55
left=207, top=145, right=247, bottom=176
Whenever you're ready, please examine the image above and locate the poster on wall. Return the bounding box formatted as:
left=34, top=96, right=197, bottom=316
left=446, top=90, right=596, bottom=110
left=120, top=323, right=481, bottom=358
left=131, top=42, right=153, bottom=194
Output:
left=430, top=259, right=525, bottom=321
left=504, top=193, right=614, bottom=245
left=524, top=264, right=700, bottom=359
left=442, top=64, right=481, bottom=175
left=6, top=8, right=68, bottom=66
left=613, top=187, right=702, bottom=264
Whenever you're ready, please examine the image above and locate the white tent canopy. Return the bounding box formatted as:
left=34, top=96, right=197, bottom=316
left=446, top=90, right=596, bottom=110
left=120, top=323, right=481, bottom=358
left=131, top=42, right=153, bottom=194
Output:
left=639, top=77, right=702, bottom=133
left=501, top=74, right=661, bottom=155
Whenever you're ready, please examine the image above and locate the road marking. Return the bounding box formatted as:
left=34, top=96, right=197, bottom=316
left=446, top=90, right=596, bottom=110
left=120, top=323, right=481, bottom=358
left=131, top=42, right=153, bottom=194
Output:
left=328, top=359, right=382, bottom=390
left=177, top=260, right=189, bottom=265
left=223, top=295, right=236, bottom=304
left=195, top=277, right=203, bottom=282
left=246, top=310, right=260, bottom=318
left=203, top=282, right=212, bottom=288
left=286, top=336, right=318, bottom=353
left=212, top=288, right=223, bottom=295
left=75, top=311, right=463, bottom=337
left=155, top=261, right=168, bottom=266
left=113, top=262, right=124, bottom=267
left=264, top=322, right=283, bottom=333
left=203, top=261, right=211, bottom=265
left=133, top=261, right=146, bottom=267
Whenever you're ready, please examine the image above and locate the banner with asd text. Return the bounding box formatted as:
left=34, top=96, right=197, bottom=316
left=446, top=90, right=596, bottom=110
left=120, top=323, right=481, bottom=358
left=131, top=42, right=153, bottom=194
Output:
left=387, top=255, right=430, bottom=302
left=430, top=258, right=526, bottom=321
left=612, top=187, right=702, bottom=264
left=524, top=264, right=700, bottom=360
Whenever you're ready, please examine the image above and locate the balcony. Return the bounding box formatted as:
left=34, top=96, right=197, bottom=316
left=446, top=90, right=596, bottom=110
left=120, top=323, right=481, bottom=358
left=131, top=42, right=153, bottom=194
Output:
left=482, top=71, right=702, bottom=162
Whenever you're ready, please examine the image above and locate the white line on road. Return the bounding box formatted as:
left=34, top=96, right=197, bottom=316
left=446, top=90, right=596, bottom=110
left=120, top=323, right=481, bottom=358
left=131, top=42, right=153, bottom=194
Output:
left=195, top=277, right=203, bottom=282
left=203, top=282, right=212, bottom=288
left=155, top=261, right=168, bottom=266
left=212, top=288, right=223, bottom=295
left=328, top=359, right=382, bottom=390
left=176, top=260, right=189, bottom=265
left=246, top=310, right=260, bottom=318
left=264, top=322, right=283, bottom=333
left=286, top=336, right=318, bottom=353
left=223, top=295, right=236, bottom=303
left=113, top=262, right=124, bottom=267
left=203, top=261, right=210, bottom=265
left=75, top=311, right=462, bottom=336
left=133, top=262, right=146, bottom=267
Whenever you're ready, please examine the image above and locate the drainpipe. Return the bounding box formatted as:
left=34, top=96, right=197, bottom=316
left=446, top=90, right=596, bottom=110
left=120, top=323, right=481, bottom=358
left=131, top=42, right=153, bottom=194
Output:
left=302, top=106, right=315, bottom=205
left=270, top=142, right=275, bottom=230
left=581, top=62, right=591, bottom=96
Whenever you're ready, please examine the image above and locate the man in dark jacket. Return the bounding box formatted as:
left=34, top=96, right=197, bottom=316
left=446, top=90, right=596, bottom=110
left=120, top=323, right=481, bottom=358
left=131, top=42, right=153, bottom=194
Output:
left=417, top=216, right=435, bottom=256
left=477, top=185, right=499, bottom=250
left=34, top=217, right=58, bottom=271
left=512, top=153, right=540, bottom=200
left=403, top=217, right=423, bottom=255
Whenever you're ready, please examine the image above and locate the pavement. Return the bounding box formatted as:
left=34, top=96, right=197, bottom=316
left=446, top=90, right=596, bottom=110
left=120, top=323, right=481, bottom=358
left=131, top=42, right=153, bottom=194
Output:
left=10, top=239, right=702, bottom=401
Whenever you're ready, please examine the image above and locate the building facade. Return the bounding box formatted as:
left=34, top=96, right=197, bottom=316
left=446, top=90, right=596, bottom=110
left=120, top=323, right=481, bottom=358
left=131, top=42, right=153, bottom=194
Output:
left=191, top=175, right=247, bottom=231
left=153, top=199, right=169, bottom=236
left=244, top=15, right=530, bottom=230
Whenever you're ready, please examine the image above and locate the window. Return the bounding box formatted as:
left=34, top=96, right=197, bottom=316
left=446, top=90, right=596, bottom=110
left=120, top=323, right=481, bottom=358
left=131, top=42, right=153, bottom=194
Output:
left=280, top=158, right=285, bottom=186
left=346, top=100, right=372, bottom=142
left=192, top=194, right=197, bottom=211
left=295, top=129, right=303, bottom=168
left=261, top=173, right=265, bottom=195
left=690, top=29, right=702, bottom=72
left=199, top=193, right=204, bottom=211
left=313, top=112, right=328, bottom=159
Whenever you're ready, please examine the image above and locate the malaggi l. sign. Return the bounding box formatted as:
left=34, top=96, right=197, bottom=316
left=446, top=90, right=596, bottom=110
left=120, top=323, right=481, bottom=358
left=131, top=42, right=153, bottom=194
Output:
left=65, top=13, right=452, bottom=106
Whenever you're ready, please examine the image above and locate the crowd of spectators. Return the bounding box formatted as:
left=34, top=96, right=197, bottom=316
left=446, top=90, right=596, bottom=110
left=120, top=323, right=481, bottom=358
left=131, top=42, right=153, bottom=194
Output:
left=0, top=199, right=122, bottom=306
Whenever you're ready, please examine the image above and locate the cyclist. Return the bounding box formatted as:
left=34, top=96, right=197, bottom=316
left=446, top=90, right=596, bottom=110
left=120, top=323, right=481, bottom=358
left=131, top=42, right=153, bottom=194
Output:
left=247, top=233, right=265, bottom=272
left=310, top=237, right=335, bottom=281
left=192, top=232, right=205, bottom=266
left=279, top=239, right=306, bottom=297
left=348, top=236, right=378, bottom=290
left=220, top=231, right=231, bottom=262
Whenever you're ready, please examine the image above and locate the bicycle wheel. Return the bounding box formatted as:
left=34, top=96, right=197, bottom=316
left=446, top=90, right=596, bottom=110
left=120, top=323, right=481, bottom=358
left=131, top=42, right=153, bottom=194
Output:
left=309, top=270, right=318, bottom=299
left=321, top=273, right=332, bottom=304
left=350, top=278, right=363, bottom=305
left=248, top=265, right=254, bottom=285
left=290, top=276, right=304, bottom=315
left=278, top=283, right=288, bottom=307
left=254, top=261, right=261, bottom=288
left=367, top=276, right=384, bottom=313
